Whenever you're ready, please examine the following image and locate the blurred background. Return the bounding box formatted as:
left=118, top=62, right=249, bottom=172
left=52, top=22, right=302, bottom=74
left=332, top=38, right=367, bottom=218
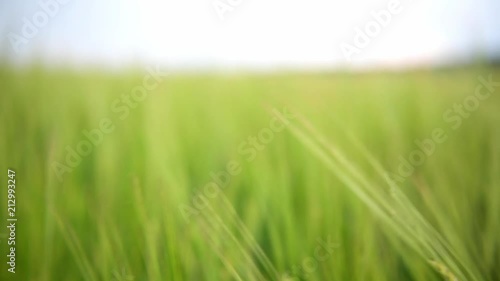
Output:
left=0, top=0, right=499, bottom=70
left=1, top=1, right=500, bottom=281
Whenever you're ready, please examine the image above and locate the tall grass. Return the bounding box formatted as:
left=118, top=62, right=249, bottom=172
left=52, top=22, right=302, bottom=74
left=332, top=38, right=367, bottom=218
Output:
left=0, top=66, right=499, bottom=281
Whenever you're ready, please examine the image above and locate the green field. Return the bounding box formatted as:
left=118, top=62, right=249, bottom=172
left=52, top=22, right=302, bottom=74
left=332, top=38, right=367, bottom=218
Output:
left=1, top=66, right=499, bottom=281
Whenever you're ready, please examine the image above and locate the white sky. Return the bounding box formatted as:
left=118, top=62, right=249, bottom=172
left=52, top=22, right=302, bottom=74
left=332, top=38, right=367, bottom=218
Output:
left=0, top=0, right=499, bottom=70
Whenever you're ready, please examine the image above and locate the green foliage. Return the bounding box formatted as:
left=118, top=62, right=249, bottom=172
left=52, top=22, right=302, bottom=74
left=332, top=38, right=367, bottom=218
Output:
left=0, top=67, right=499, bottom=281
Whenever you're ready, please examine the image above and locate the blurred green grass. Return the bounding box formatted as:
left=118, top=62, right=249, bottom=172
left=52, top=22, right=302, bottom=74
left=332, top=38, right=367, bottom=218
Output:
left=0, top=66, right=499, bottom=281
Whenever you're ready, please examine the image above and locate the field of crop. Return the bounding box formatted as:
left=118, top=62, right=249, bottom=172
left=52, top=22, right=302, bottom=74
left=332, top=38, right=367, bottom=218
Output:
left=0, top=66, right=499, bottom=281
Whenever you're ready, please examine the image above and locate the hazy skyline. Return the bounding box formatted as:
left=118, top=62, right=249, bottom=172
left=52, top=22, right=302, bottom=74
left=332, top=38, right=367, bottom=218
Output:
left=1, top=0, right=499, bottom=70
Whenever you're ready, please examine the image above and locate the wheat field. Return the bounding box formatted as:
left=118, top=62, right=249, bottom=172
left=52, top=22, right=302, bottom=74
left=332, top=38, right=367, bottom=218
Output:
left=0, top=65, right=499, bottom=281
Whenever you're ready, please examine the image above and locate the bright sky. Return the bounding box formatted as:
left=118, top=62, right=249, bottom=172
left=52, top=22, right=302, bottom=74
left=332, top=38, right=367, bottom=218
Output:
left=0, top=0, right=499, bottom=70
